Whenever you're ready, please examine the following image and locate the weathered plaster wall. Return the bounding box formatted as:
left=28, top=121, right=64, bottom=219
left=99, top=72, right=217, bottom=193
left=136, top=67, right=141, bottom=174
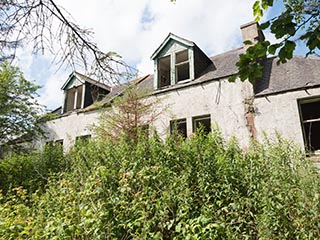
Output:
left=44, top=78, right=253, bottom=151
left=254, top=88, right=320, bottom=147
left=46, top=78, right=320, bottom=152
left=152, top=78, right=253, bottom=147
left=44, top=110, right=99, bottom=151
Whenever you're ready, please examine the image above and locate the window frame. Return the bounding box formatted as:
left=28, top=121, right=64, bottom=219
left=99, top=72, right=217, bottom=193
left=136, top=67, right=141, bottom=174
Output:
left=170, top=118, right=187, bottom=139
left=75, top=134, right=91, bottom=145
left=192, top=114, right=211, bottom=134
left=175, top=50, right=190, bottom=82
left=298, top=97, right=320, bottom=153
left=157, top=55, right=171, bottom=88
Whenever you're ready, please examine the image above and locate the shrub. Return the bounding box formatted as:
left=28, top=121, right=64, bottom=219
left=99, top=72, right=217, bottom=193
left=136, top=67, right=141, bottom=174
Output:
left=0, top=144, right=65, bottom=194
left=0, top=132, right=319, bottom=239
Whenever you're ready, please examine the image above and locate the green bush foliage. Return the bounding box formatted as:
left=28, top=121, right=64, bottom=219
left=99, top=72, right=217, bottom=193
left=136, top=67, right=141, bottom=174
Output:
left=0, top=144, right=65, bottom=194
left=0, top=131, right=319, bottom=239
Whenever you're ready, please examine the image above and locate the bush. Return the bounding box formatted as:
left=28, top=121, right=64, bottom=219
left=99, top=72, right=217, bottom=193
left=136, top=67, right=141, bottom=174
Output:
left=0, top=131, right=319, bottom=239
left=0, top=144, right=65, bottom=194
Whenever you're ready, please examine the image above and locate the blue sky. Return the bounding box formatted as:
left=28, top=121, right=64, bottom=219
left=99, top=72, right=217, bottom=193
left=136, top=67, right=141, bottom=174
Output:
left=13, top=0, right=310, bottom=110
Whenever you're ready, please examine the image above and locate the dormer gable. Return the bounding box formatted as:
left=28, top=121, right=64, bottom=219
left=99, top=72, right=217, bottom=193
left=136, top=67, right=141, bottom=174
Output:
left=151, top=33, right=212, bottom=90
left=61, top=72, right=111, bottom=113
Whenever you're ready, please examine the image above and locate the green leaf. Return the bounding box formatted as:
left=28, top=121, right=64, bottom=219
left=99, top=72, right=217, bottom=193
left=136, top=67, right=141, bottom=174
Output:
left=268, top=43, right=283, bottom=55
left=260, top=21, right=270, bottom=30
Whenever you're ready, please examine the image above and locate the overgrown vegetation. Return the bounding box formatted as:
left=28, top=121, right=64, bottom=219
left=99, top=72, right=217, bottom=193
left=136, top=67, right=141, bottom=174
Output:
left=0, top=130, right=319, bottom=239
left=0, top=62, right=44, bottom=156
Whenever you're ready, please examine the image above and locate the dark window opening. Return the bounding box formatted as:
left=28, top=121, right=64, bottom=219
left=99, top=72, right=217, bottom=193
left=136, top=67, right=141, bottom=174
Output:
left=138, top=125, right=149, bottom=139
left=170, top=118, right=187, bottom=139
left=45, top=139, right=63, bottom=152
left=55, top=139, right=63, bottom=147
left=76, top=135, right=91, bottom=144
left=299, top=99, right=320, bottom=153
left=193, top=115, right=211, bottom=135
left=158, top=55, right=171, bottom=88
left=175, top=50, right=190, bottom=82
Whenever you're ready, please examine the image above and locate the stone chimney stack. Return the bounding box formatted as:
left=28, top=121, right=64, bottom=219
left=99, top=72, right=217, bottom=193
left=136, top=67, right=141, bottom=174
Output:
left=240, top=21, right=265, bottom=47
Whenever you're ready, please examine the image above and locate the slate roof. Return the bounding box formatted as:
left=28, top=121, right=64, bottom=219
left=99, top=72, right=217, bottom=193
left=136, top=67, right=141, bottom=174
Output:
left=52, top=45, right=320, bottom=115
left=255, top=56, right=320, bottom=97
left=140, top=49, right=320, bottom=98
left=61, top=71, right=111, bottom=91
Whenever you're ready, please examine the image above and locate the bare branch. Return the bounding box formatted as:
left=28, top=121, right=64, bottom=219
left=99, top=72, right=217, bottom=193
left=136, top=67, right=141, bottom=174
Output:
left=0, top=0, right=137, bottom=84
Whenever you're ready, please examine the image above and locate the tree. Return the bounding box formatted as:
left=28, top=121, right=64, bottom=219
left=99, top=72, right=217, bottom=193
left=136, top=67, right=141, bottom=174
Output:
left=0, top=0, right=136, bottom=85
left=232, top=0, right=320, bottom=83
left=0, top=62, right=44, bottom=153
left=93, top=83, right=165, bottom=142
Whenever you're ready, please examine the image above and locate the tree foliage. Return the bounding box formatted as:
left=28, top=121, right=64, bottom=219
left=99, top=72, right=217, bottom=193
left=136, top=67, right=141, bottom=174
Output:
left=94, top=83, right=165, bottom=142
left=0, top=62, right=43, bottom=153
left=0, top=0, right=136, bottom=84
left=0, top=132, right=319, bottom=239
left=233, top=0, right=320, bottom=83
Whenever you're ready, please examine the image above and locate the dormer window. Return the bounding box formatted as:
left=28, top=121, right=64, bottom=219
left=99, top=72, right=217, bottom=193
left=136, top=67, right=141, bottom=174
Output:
left=61, top=72, right=111, bottom=114
left=151, top=33, right=212, bottom=90
left=175, top=50, right=190, bottom=82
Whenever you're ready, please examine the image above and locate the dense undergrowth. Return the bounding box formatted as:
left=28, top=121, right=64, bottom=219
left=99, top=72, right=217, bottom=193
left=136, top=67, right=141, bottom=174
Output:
left=0, top=130, right=319, bottom=239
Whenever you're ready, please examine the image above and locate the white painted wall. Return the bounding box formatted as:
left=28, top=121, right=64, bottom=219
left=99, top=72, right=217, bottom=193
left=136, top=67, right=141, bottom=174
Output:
left=254, top=88, right=320, bottom=147
left=44, top=78, right=253, bottom=151
left=151, top=78, right=252, bottom=147
left=44, top=109, right=100, bottom=151
left=44, top=78, right=320, bottom=152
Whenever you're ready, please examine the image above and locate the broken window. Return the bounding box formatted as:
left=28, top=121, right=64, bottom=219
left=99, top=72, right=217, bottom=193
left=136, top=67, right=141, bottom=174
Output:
left=170, top=118, right=187, bottom=139
left=299, top=98, right=320, bottom=153
left=158, top=55, right=171, bottom=88
left=175, top=50, right=190, bottom=82
left=192, top=115, right=211, bottom=135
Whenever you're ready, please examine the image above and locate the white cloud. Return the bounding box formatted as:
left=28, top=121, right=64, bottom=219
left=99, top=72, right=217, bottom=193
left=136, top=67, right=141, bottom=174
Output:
left=16, top=0, right=257, bottom=109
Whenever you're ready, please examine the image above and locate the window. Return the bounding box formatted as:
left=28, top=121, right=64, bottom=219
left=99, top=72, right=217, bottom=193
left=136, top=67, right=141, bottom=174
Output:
left=175, top=50, right=190, bottom=82
left=170, top=118, right=187, bottom=139
left=55, top=139, right=63, bottom=147
left=64, top=85, right=83, bottom=112
left=76, top=135, right=91, bottom=145
left=192, top=115, right=211, bottom=134
left=137, top=124, right=149, bottom=139
left=158, top=55, right=171, bottom=88
left=299, top=98, right=320, bottom=153
left=45, top=139, right=63, bottom=152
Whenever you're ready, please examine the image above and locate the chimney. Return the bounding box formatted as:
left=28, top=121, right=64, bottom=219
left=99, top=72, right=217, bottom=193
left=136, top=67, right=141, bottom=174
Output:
left=240, top=21, right=265, bottom=46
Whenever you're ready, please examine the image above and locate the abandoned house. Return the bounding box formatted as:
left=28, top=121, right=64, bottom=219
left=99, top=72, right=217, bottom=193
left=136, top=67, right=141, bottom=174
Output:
left=43, top=21, right=320, bottom=154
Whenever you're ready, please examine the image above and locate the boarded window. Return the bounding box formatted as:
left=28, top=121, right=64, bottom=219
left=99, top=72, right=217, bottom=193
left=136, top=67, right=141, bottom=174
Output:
left=158, top=55, right=171, bottom=88
left=192, top=115, right=211, bottom=134
left=299, top=98, right=320, bottom=153
left=170, top=118, right=187, bottom=139
left=175, top=50, right=190, bottom=82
